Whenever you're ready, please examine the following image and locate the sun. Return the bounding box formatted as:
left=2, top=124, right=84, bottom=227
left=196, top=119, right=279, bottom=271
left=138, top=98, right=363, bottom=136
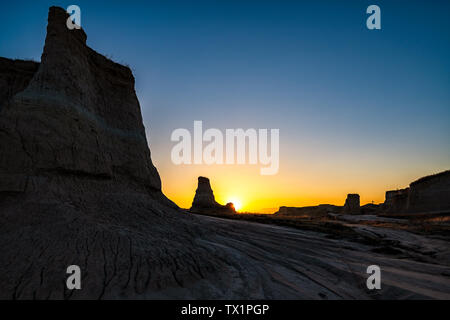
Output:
left=227, top=198, right=242, bottom=211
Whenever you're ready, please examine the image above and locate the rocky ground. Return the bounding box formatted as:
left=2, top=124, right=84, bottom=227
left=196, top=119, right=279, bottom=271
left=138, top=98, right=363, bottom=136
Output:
left=193, top=214, right=450, bottom=299
left=1, top=190, right=449, bottom=299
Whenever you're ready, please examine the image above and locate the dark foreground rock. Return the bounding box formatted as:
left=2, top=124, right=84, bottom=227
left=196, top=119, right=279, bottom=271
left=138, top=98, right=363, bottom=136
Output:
left=0, top=7, right=449, bottom=300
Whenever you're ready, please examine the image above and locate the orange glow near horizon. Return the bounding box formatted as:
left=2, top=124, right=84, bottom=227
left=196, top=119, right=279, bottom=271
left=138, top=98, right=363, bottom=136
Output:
left=152, top=139, right=450, bottom=214
left=155, top=160, right=450, bottom=214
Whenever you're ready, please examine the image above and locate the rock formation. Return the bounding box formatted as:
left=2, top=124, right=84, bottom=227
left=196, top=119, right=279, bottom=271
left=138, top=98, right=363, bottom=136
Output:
left=0, top=7, right=162, bottom=196
left=0, top=7, right=212, bottom=299
left=342, top=194, right=360, bottom=215
left=383, top=188, right=409, bottom=213
left=408, top=170, right=450, bottom=213
left=225, top=202, right=236, bottom=212
left=0, top=8, right=245, bottom=299
left=275, top=204, right=340, bottom=217
left=190, top=177, right=235, bottom=215
left=275, top=194, right=362, bottom=217
left=382, top=170, right=450, bottom=214
left=191, top=177, right=218, bottom=208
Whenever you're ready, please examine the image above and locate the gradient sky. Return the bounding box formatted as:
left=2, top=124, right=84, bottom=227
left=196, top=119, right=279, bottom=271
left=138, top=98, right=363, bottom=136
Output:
left=1, top=0, right=449, bottom=212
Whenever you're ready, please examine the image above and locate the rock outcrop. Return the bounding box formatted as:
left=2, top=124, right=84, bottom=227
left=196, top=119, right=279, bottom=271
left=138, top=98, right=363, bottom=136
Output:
left=275, top=204, right=340, bottom=217
left=0, top=7, right=212, bottom=299
left=342, top=194, right=361, bottom=215
left=0, top=8, right=248, bottom=300
left=274, top=194, right=362, bottom=217
left=408, top=170, right=450, bottom=213
left=191, top=177, right=218, bottom=208
left=383, top=188, right=409, bottom=213
left=382, top=170, right=450, bottom=214
left=0, top=6, right=162, bottom=196
left=190, top=177, right=235, bottom=215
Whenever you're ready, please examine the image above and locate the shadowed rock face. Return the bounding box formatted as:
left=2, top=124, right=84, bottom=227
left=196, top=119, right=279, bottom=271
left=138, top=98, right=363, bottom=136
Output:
left=0, top=6, right=161, bottom=194
left=382, top=170, right=450, bottom=214
left=383, top=188, right=409, bottom=213
left=408, top=170, right=450, bottom=213
left=0, top=58, right=39, bottom=112
left=190, top=177, right=235, bottom=215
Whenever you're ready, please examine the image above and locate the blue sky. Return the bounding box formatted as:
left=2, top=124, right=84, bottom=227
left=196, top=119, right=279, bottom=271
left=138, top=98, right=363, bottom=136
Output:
left=1, top=0, right=449, bottom=209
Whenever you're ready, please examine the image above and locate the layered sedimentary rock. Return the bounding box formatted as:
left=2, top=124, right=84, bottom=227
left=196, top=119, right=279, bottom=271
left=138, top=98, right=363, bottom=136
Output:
left=0, top=6, right=162, bottom=196
left=190, top=177, right=235, bottom=215
left=382, top=170, right=450, bottom=214
left=342, top=194, right=360, bottom=215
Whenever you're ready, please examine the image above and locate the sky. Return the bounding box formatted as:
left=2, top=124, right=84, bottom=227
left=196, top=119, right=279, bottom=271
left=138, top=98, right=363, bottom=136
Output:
left=1, top=0, right=449, bottom=212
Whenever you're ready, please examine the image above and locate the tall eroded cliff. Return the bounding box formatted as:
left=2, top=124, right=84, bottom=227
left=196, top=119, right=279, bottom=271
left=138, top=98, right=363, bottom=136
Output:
left=382, top=170, right=450, bottom=214
left=0, top=6, right=161, bottom=196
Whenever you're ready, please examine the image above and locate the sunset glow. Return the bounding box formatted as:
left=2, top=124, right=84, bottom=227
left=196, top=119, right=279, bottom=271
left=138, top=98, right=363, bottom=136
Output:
left=227, top=197, right=242, bottom=211
left=156, top=153, right=450, bottom=213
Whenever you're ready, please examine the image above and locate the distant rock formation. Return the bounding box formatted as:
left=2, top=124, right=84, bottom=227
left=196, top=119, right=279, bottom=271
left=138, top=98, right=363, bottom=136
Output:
left=408, top=171, right=450, bottom=213
left=275, top=194, right=362, bottom=217
left=275, top=204, right=340, bottom=217
left=360, top=203, right=380, bottom=215
left=275, top=194, right=366, bottom=217
left=190, top=177, right=236, bottom=215
left=382, top=170, right=450, bottom=214
left=342, top=194, right=360, bottom=215
left=225, top=202, right=236, bottom=212
left=191, top=177, right=219, bottom=207
left=383, top=188, right=409, bottom=213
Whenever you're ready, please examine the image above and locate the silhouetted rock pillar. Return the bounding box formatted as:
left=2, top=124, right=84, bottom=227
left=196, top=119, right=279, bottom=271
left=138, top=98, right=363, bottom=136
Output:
left=190, top=177, right=235, bottom=215
left=343, top=194, right=360, bottom=214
